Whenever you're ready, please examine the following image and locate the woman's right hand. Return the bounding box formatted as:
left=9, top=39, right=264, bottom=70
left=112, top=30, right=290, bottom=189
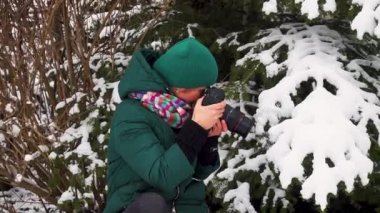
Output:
left=191, top=97, right=226, bottom=130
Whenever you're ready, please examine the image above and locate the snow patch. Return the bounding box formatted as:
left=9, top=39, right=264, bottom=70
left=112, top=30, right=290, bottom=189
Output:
left=263, top=0, right=278, bottom=15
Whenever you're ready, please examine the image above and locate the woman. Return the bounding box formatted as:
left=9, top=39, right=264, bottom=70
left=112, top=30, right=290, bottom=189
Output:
left=105, top=37, right=227, bottom=213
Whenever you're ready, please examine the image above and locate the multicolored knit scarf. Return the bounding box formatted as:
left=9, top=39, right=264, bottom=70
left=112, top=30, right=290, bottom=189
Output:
left=129, top=91, right=192, bottom=128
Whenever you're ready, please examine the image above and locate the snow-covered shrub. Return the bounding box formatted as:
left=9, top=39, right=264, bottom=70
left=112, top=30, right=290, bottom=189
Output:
left=0, top=0, right=170, bottom=211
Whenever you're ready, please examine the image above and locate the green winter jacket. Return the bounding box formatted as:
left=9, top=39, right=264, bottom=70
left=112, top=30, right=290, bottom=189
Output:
left=104, top=49, right=220, bottom=213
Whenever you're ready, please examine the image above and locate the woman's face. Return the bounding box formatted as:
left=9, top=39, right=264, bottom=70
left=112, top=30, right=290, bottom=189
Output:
left=171, top=87, right=206, bottom=104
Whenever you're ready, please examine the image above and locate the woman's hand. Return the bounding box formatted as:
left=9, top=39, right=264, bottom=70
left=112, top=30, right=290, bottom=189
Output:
left=208, top=119, right=228, bottom=137
left=191, top=97, right=226, bottom=130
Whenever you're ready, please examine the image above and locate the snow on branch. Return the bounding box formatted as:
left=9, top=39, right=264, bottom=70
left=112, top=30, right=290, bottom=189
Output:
left=224, top=182, right=257, bottom=213
left=262, top=0, right=380, bottom=39
left=351, top=0, right=380, bottom=39
left=239, top=23, right=380, bottom=209
left=262, top=0, right=336, bottom=19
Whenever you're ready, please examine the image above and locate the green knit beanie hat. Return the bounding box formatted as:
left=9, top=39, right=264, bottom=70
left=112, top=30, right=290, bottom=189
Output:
left=153, top=38, right=218, bottom=88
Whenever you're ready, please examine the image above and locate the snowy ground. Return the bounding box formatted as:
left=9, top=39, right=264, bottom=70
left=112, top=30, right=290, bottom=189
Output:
left=0, top=188, right=58, bottom=212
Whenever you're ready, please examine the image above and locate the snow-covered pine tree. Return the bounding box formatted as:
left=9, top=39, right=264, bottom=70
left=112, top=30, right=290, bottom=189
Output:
left=262, top=0, right=380, bottom=40
left=209, top=22, right=380, bottom=212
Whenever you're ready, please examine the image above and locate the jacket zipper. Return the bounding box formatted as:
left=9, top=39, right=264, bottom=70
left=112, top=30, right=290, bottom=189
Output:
left=172, top=186, right=180, bottom=212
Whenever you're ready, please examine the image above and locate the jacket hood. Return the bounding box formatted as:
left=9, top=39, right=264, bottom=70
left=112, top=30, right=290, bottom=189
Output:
left=118, top=49, right=168, bottom=100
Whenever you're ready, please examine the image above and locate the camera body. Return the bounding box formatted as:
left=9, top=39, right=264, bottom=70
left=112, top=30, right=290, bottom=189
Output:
left=202, top=87, right=254, bottom=138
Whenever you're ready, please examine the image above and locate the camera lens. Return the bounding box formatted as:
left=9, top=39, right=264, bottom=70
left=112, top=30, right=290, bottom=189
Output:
left=223, top=105, right=254, bottom=138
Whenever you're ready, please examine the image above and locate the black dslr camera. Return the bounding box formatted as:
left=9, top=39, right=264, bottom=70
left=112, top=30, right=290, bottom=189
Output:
left=202, top=87, right=254, bottom=138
